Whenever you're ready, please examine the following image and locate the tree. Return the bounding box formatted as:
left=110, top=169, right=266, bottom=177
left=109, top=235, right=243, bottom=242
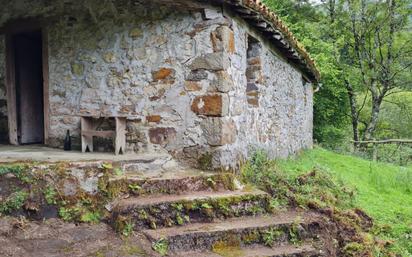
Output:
left=264, top=0, right=412, bottom=152
left=342, top=0, right=412, bottom=142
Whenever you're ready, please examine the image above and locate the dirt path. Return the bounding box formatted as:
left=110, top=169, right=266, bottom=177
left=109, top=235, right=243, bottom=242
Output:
left=0, top=217, right=154, bottom=257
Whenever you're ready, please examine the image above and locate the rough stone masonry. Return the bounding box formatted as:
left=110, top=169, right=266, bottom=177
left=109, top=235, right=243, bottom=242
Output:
left=0, top=0, right=315, bottom=170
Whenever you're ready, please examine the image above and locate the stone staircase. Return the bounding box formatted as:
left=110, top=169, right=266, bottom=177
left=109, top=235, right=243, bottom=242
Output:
left=108, top=169, right=325, bottom=256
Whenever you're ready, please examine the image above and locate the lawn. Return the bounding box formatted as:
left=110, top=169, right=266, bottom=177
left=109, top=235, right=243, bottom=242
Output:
left=276, top=147, right=412, bottom=256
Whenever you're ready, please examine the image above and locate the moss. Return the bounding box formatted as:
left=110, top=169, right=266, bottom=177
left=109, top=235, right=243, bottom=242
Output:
left=342, top=242, right=366, bottom=257
left=198, top=152, right=213, bottom=170
left=212, top=236, right=243, bottom=257
left=120, top=244, right=147, bottom=256
left=219, top=173, right=236, bottom=191
left=241, top=230, right=260, bottom=244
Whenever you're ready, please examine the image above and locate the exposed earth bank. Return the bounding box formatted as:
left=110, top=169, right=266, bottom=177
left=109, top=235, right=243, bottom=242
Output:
left=0, top=216, right=154, bottom=257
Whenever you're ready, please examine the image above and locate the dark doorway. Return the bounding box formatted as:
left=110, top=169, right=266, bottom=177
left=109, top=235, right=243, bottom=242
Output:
left=13, top=30, right=44, bottom=144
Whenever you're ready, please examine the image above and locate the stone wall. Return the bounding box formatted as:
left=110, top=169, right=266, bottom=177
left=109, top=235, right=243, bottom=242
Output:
left=0, top=0, right=313, bottom=169
left=0, top=35, right=7, bottom=143
left=200, top=17, right=313, bottom=169
left=44, top=3, right=235, bottom=159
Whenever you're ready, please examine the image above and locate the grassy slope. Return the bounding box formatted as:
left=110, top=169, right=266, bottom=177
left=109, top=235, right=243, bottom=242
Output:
left=276, top=147, right=412, bottom=255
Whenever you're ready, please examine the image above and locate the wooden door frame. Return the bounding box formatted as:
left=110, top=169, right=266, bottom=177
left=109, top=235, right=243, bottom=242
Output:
left=1, top=19, right=50, bottom=145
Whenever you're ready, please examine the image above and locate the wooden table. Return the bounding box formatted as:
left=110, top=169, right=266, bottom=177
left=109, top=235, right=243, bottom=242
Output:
left=80, top=116, right=126, bottom=155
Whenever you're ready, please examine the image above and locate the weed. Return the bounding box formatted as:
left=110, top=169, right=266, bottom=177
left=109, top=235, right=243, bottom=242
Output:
left=268, top=198, right=283, bottom=213
left=248, top=205, right=264, bottom=215
left=171, top=203, right=184, bottom=212
left=152, top=238, right=168, bottom=256
left=44, top=186, right=58, bottom=205
left=0, top=164, right=33, bottom=183
left=289, top=218, right=302, bottom=245
left=114, top=168, right=123, bottom=176
left=217, top=201, right=231, bottom=216
left=122, top=221, right=134, bottom=237
left=80, top=211, right=101, bottom=223
left=138, top=209, right=148, bottom=220
left=201, top=203, right=213, bottom=209
left=183, top=215, right=190, bottom=223
left=128, top=184, right=141, bottom=192
left=176, top=214, right=184, bottom=225
left=0, top=164, right=25, bottom=177
left=0, top=190, right=28, bottom=214
left=101, top=163, right=113, bottom=170
left=262, top=228, right=284, bottom=246
left=207, top=177, right=217, bottom=188
left=59, top=207, right=80, bottom=221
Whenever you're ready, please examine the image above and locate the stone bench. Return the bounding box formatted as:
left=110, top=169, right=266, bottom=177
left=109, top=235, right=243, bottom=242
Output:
left=80, top=116, right=126, bottom=155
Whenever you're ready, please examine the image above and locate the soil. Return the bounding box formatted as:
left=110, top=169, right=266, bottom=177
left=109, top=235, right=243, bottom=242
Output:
left=0, top=216, right=155, bottom=257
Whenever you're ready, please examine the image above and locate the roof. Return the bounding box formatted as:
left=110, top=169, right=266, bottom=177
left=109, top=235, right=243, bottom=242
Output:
left=220, top=0, right=320, bottom=82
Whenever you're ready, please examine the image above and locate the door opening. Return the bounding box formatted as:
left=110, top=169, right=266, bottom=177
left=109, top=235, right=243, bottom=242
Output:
left=13, top=30, right=44, bottom=144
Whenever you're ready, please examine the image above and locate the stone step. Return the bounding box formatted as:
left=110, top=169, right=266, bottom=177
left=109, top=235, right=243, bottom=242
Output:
left=105, top=169, right=237, bottom=197
left=178, top=243, right=321, bottom=257
left=144, top=211, right=321, bottom=252
left=112, top=189, right=270, bottom=230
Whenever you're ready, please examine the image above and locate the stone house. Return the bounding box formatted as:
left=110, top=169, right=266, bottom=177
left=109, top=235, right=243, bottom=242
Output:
left=0, top=0, right=319, bottom=170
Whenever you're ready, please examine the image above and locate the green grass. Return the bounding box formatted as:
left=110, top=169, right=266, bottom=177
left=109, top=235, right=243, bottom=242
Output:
left=277, top=147, right=412, bottom=256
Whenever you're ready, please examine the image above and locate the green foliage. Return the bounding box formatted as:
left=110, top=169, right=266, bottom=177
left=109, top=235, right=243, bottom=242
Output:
left=59, top=206, right=80, bottom=221
left=171, top=203, right=184, bottom=212
left=241, top=150, right=355, bottom=210
left=0, top=164, right=25, bottom=176
left=114, top=168, right=123, bottom=176
left=262, top=228, right=284, bottom=246
left=152, top=238, right=168, bottom=256
left=342, top=242, right=366, bottom=257
left=289, top=219, right=302, bottom=245
left=101, top=163, right=113, bottom=170
left=121, top=221, right=134, bottom=237
left=357, top=92, right=412, bottom=165
left=44, top=186, right=58, bottom=205
left=0, top=190, right=28, bottom=214
left=263, top=0, right=350, bottom=147
left=175, top=214, right=184, bottom=225
left=80, top=211, right=101, bottom=223
left=0, top=164, right=32, bottom=183
left=200, top=203, right=213, bottom=209
left=128, top=184, right=141, bottom=192
left=264, top=0, right=412, bottom=152
left=276, top=147, right=412, bottom=255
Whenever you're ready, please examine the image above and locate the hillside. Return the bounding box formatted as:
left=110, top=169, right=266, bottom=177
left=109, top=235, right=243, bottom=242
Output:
left=276, top=148, right=412, bottom=255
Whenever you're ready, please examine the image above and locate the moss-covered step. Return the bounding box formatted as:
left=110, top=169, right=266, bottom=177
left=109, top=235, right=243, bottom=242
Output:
left=112, top=189, right=270, bottom=230
left=143, top=211, right=322, bottom=253
left=104, top=169, right=237, bottom=198
left=178, top=243, right=322, bottom=257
